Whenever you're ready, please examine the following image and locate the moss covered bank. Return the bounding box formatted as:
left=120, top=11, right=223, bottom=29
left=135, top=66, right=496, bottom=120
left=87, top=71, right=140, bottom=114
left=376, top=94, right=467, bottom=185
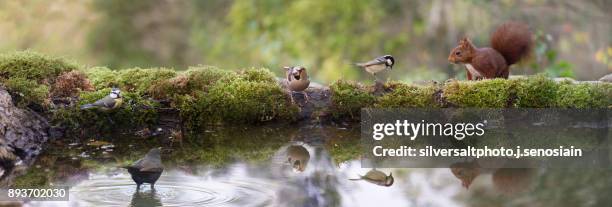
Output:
left=0, top=51, right=610, bottom=136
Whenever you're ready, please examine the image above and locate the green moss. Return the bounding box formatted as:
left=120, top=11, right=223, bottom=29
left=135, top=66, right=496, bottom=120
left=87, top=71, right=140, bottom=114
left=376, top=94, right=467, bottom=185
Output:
left=443, top=79, right=512, bottom=107
left=206, top=79, right=296, bottom=123
left=6, top=51, right=607, bottom=131
left=147, top=75, right=187, bottom=100
left=148, top=66, right=235, bottom=100
left=0, top=51, right=79, bottom=106
left=513, top=75, right=559, bottom=108
left=117, top=67, right=176, bottom=93
left=78, top=88, right=111, bottom=105
left=11, top=168, right=49, bottom=187
left=555, top=83, right=610, bottom=108
left=0, top=51, right=78, bottom=82
left=166, top=126, right=293, bottom=168
left=82, top=67, right=119, bottom=89
left=4, top=77, right=50, bottom=107
left=185, top=66, right=235, bottom=91
left=174, top=67, right=296, bottom=128
left=376, top=81, right=438, bottom=108
left=52, top=88, right=160, bottom=134
left=329, top=80, right=376, bottom=119
left=328, top=137, right=361, bottom=164
left=239, top=67, right=277, bottom=84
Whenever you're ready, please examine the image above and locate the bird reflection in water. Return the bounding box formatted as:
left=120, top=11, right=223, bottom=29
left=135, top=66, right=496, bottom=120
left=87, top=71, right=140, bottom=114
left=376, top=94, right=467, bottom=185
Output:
left=349, top=168, right=394, bottom=187
left=287, top=145, right=310, bottom=172
left=129, top=189, right=162, bottom=207
left=273, top=142, right=342, bottom=207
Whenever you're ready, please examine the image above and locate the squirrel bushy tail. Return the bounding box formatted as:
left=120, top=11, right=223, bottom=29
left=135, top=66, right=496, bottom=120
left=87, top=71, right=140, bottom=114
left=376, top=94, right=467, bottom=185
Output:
left=490, top=22, right=533, bottom=65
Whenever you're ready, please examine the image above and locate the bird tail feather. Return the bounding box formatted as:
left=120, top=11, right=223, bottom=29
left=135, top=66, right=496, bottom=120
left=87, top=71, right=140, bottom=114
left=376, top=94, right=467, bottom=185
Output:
left=80, top=104, right=95, bottom=110
left=349, top=175, right=364, bottom=181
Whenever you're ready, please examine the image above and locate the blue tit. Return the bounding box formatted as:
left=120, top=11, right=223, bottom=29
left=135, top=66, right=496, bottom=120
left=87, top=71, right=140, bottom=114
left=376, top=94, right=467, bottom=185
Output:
left=80, top=88, right=123, bottom=111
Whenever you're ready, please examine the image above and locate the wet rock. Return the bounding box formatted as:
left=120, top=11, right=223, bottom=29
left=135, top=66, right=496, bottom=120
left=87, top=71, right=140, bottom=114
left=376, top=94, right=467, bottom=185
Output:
left=279, top=79, right=332, bottom=122
left=49, top=126, right=65, bottom=139
left=599, top=73, right=612, bottom=82
left=0, top=87, right=49, bottom=186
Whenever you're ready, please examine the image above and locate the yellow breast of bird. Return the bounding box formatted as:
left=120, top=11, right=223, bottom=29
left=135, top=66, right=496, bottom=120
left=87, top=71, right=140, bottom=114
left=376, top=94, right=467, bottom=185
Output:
left=113, top=98, right=123, bottom=109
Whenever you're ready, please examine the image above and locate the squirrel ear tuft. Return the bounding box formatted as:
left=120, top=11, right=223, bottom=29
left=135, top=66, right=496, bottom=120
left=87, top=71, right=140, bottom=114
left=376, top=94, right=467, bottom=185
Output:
left=460, top=37, right=474, bottom=48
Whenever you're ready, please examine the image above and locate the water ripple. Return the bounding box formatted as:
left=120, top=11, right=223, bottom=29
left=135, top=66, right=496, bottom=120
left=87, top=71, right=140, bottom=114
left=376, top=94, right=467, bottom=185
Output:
left=68, top=170, right=278, bottom=207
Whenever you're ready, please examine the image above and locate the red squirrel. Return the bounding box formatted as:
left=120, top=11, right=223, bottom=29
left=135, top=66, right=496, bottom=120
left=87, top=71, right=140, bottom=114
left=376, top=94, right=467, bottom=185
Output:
left=448, top=22, right=533, bottom=80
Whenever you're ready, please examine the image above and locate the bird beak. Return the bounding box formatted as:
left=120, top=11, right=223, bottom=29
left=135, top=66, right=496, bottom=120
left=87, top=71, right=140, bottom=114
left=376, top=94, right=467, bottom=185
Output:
left=292, top=69, right=301, bottom=77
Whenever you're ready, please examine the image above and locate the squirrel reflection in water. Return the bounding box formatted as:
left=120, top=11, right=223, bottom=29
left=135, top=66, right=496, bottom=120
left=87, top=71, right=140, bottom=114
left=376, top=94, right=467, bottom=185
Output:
left=450, top=159, right=536, bottom=195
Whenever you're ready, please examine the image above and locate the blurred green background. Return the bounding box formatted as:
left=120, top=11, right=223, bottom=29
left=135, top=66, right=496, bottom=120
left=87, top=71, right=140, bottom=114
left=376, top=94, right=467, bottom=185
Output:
left=0, top=0, right=610, bottom=83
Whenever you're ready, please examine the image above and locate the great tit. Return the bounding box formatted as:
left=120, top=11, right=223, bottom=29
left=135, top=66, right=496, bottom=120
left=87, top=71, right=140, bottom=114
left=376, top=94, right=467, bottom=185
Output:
left=80, top=88, right=123, bottom=110
left=284, top=66, right=310, bottom=103
left=122, top=147, right=164, bottom=190
left=356, top=55, right=395, bottom=79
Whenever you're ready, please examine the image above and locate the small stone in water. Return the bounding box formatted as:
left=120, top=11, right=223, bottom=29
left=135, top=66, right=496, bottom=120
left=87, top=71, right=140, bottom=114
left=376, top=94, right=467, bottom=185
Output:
left=79, top=152, right=90, bottom=158
left=101, top=144, right=115, bottom=149
left=88, top=140, right=111, bottom=147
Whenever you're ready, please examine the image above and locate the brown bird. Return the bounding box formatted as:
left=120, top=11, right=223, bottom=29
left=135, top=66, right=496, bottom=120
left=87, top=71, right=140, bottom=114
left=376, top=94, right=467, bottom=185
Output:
left=286, top=145, right=310, bottom=172
left=123, top=148, right=164, bottom=190
left=284, top=66, right=310, bottom=104
left=350, top=169, right=394, bottom=187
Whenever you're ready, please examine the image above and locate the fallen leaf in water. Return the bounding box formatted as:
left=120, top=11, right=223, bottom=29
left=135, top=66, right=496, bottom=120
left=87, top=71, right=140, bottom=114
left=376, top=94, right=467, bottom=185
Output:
left=87, top=140, right=111, bottom=147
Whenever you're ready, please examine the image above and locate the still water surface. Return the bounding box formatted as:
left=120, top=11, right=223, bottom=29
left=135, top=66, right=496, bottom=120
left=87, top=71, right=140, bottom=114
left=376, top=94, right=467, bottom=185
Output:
left=12, top=126, right=612, bottom=207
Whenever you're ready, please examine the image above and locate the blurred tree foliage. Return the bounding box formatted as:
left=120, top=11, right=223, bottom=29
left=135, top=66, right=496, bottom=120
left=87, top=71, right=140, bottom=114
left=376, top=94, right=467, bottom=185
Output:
left=89, top=0, right=191, bottom=68
left=0, top=0, right=609, bottom=82
left=214, top=0, right=392, bottom=82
